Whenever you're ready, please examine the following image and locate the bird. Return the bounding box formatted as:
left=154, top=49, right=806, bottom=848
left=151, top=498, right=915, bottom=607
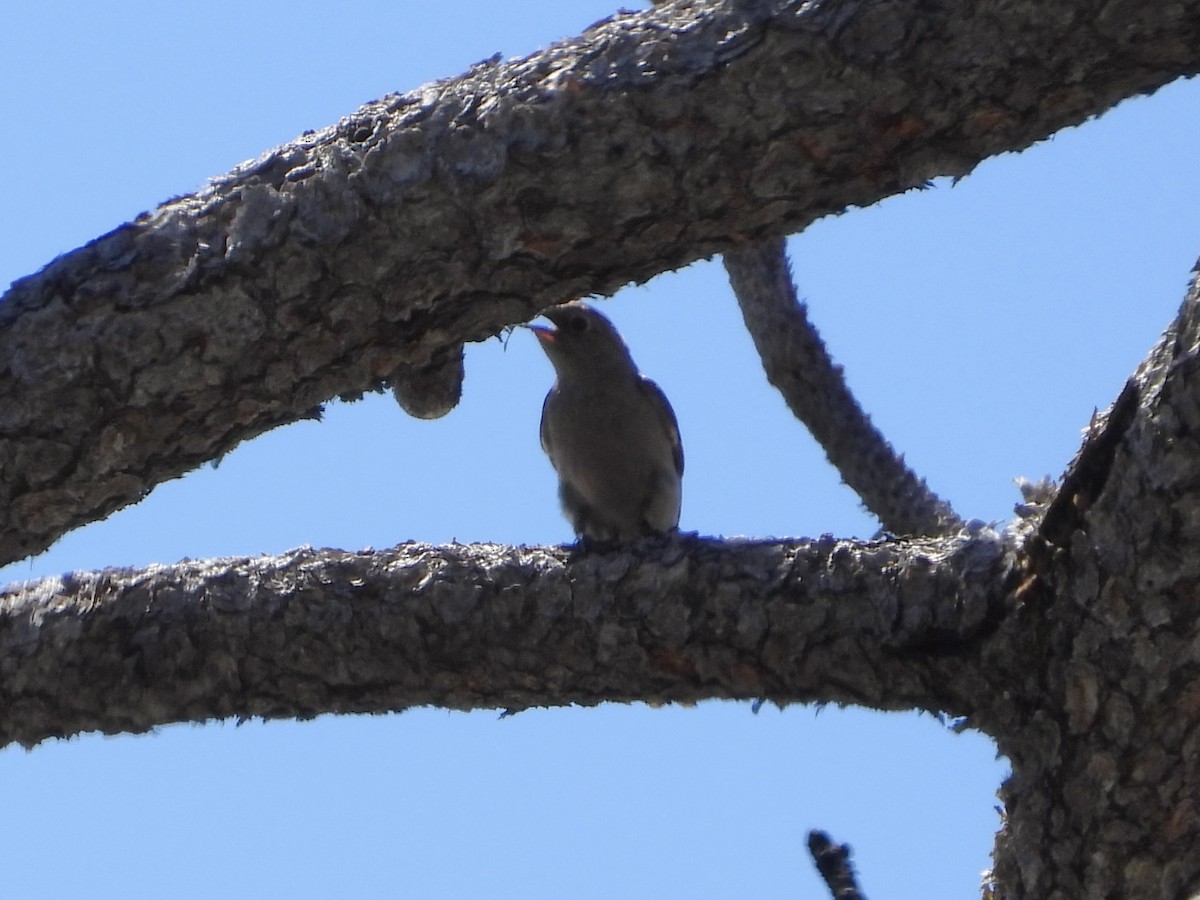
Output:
left=531, top=302, right=683, bottom=543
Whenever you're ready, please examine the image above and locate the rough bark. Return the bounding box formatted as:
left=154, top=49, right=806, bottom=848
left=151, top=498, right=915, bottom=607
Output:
left=0, top=529, right=1011, bottom=750
left=979, top=263, right=1200, bottom=899
left=10, top=257, right=1200, bottom=899
left=5, top=1, right=1200, bottom=897
left=4, top=0, right=1200, bottom=566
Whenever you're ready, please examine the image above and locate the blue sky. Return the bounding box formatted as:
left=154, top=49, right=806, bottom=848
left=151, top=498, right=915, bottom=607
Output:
left=2, top=3, right=1198, bottom=897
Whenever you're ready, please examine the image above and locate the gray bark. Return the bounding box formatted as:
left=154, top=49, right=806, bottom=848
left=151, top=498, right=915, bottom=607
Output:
left=4, top=0, right=1200, bottom=897
left=982, top=270, right=1200, bottom=899
left=0, top=530, right=1010, bottom=749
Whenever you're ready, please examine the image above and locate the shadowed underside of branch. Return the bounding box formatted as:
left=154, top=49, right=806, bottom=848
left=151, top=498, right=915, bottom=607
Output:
left=3, top=0, right=1200, bottom=565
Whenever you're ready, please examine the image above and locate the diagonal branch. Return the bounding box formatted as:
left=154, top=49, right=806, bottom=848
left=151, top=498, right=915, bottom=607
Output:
left=0, top=531, right=1013, bottom=750
left=724, top=238, right=963, bottom=536
left=3, top=0, right=1200, bottom=565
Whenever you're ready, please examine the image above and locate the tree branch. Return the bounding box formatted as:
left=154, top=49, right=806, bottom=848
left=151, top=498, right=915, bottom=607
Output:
left=979, top=261, right=1200, bottom=897
left=724, top=238, right=963, bottom=537
left=0, top=530, right=1013, bottom=749
left=3, top=0, right=1200, bottom=566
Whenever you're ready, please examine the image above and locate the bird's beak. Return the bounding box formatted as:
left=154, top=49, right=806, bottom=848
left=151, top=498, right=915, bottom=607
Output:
left=527, top=323, right=557, bottom=344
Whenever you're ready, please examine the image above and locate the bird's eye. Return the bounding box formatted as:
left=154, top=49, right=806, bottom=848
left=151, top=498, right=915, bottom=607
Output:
left=567, top=315, right=589, bottom=333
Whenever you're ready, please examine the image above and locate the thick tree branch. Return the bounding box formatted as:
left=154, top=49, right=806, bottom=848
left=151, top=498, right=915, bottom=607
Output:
left=975, top=260, right=1200, bottom=898
left=724, top=238, right=963, bottom=537
left=3, top=0, right=1200, bottom=566
left=0, top=530, right=1013, bottom=750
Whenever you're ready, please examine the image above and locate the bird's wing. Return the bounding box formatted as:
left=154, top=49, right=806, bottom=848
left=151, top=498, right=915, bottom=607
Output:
left=639, top=376, right=684, bottom=476
left=538, top=389, right=558, bottom=468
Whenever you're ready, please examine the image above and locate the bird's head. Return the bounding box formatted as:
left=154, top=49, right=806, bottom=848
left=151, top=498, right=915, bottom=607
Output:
left=529, top=302, right=637, bottom=378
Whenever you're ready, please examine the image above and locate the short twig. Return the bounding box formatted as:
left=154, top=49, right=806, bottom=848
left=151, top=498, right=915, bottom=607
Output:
left=807, top=830, right=868, bottom=900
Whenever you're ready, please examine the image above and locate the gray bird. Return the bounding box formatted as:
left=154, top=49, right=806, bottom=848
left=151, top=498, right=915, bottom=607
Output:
left=531, top=302, right=684, bottom=542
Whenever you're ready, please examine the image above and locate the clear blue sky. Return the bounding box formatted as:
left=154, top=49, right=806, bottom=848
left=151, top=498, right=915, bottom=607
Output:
left=3, top=3, right=1198, bottom=897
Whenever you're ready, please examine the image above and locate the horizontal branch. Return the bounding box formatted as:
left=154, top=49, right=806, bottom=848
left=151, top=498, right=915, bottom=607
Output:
left=0, top=530, right=1014, bottom=749
left=3, top=0, right=1200, bottom=565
